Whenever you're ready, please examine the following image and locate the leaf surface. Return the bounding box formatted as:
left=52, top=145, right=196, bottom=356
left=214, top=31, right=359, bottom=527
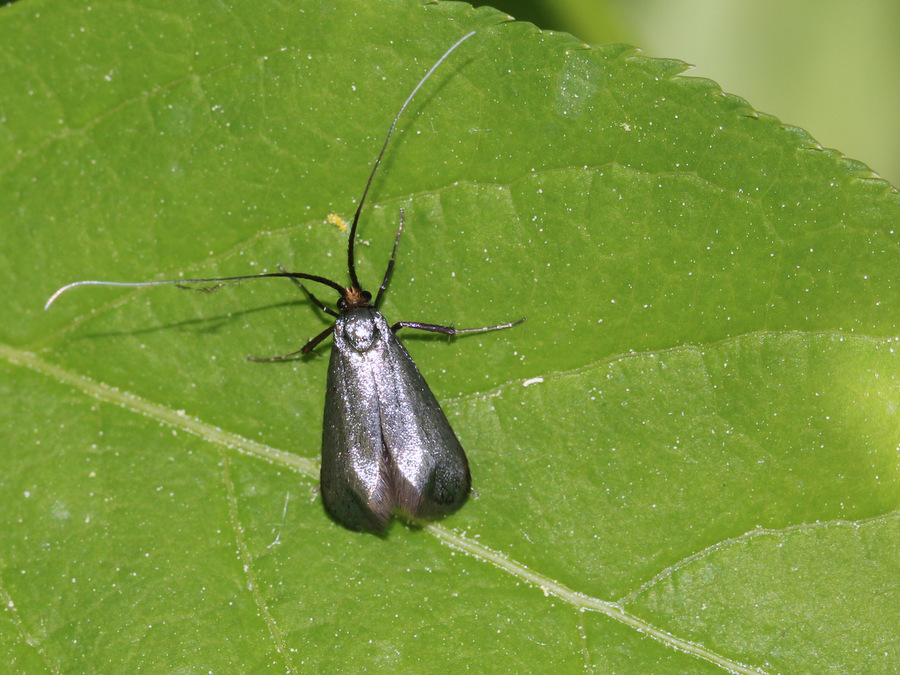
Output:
left=2, top=1, right=898, bottom=672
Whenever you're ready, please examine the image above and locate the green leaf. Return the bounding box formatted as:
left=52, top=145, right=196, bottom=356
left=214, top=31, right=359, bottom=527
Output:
left=3, top=0, right=898, bottom=672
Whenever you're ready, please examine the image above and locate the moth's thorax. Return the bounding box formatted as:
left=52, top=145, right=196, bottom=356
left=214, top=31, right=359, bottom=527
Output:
left=336, top=307, right=384, bottom=353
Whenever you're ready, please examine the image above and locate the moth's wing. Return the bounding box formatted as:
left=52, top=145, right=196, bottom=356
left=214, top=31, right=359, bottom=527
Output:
left=320, top=336, right=394, bottom=533
left=319, top=310, right=471, bottom=531
left=377, top=330, right=472, bottom=521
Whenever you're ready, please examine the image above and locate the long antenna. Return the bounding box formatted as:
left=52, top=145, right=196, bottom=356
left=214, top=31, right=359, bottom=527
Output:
left=44, top=271, right=344, bottom=310
left=346, top=31, right=476, bottom=289
left=44, top=32, right=477, bottom=312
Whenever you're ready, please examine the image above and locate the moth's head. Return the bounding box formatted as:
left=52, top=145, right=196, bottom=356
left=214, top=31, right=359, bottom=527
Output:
left=338, top=286, right=372, bottom=312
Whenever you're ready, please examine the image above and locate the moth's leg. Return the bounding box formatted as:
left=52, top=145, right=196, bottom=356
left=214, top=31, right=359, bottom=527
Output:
left=374, top=209, right=404, bottom=308
left=277, top=263, right=338, bottom=318
left=248, top=325, right=335, bottom=361
left=245, top=264, right=339, bottom=361
left=391, top=317, right=525, bottom=335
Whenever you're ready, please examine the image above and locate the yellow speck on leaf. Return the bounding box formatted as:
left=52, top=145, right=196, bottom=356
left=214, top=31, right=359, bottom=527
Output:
left=327, top=213, right=348, bottom=233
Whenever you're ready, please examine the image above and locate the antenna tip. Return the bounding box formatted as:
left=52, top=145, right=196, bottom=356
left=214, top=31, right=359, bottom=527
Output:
left=44, top=286, right=70, bottom=310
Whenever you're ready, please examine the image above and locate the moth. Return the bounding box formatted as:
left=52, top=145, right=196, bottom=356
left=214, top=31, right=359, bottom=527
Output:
left=46, top=31, right=524, bottom=532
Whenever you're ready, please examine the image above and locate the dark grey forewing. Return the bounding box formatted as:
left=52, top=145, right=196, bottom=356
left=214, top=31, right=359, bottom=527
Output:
left=374, top=316, right=472, bottom=520
left=320, top=311, right=394, bottom=532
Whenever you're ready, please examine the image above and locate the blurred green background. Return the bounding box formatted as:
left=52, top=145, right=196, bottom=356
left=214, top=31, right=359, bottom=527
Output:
left=475, top=0, right=900, bottom=187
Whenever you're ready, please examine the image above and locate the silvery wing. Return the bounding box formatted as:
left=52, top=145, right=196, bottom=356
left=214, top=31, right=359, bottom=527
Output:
left=320, top=307, right=471, bottom=532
